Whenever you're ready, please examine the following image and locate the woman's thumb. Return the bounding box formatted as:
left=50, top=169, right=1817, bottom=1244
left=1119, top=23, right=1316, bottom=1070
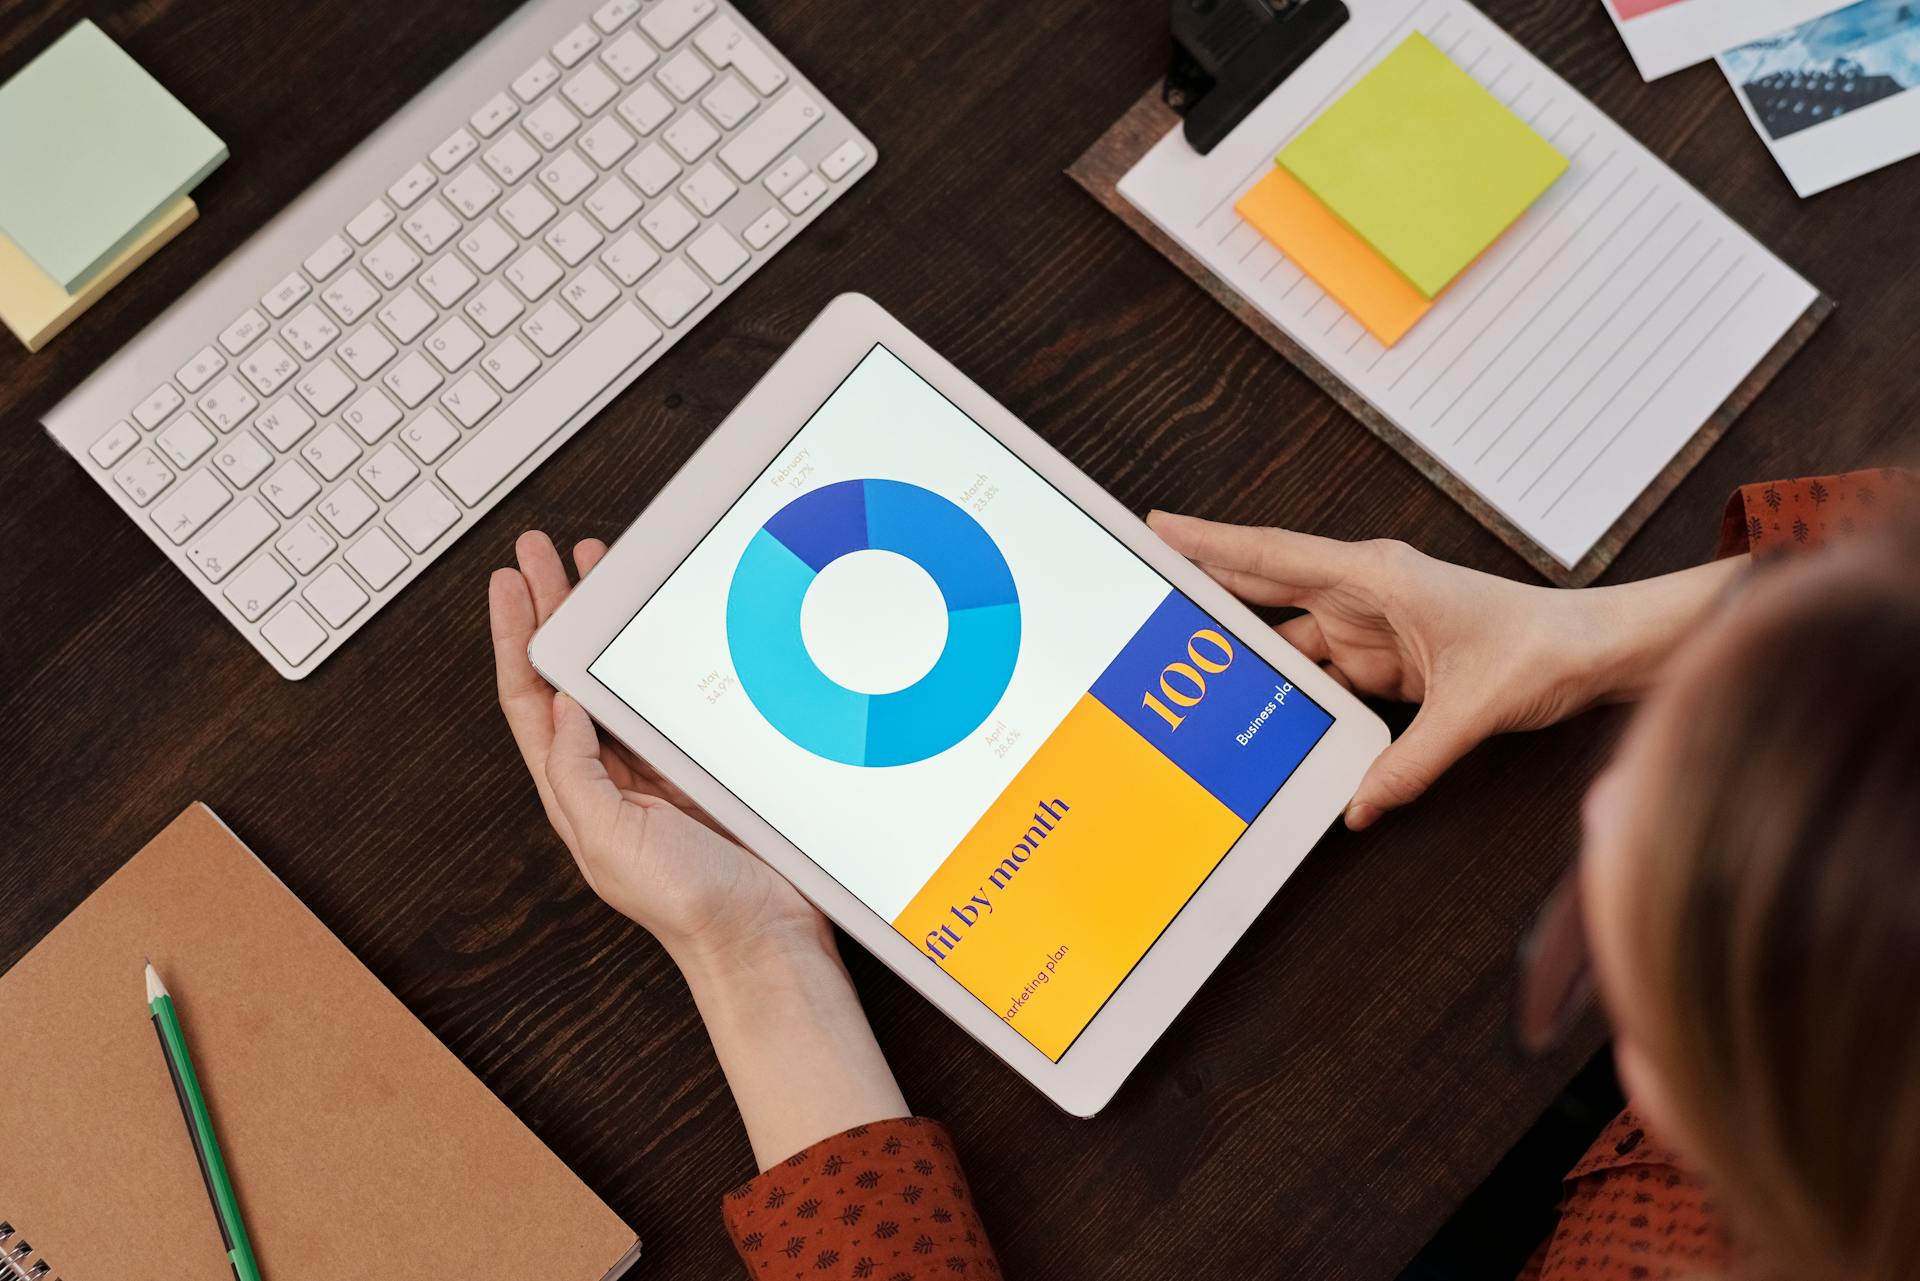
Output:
left=1345, top=704, right=1482, bottom=830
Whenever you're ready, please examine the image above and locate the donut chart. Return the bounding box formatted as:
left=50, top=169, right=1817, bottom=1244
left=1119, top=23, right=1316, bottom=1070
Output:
left=725, top=479, right=1021, bottom=767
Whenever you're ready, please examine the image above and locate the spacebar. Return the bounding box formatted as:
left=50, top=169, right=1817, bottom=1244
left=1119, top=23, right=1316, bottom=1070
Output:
left=440, top=303, right=662, bottom=506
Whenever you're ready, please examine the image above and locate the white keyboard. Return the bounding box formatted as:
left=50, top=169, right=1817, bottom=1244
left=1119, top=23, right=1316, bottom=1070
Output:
left=43, top=0, right=874, bottom=679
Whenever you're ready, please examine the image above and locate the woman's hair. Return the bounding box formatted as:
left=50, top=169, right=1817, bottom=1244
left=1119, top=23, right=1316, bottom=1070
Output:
left=1631, top=532, right=1920, bottom=1281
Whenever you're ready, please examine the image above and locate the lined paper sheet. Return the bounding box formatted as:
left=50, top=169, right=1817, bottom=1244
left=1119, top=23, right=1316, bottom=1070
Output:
left=1118, top=0, right=1819, bottom=570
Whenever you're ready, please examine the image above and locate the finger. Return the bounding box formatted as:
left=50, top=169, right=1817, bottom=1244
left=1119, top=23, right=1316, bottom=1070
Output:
left=1148, top=511, right=1356, bottom=601
left=573, top=538, right=609, bottom=578
left=1345, top=703, right=1486, bottom=830
left=1276, top=613, right=1328, bottom=662
left=546, top=693, right=631, bottom=867
left=1319, top=661, right=1355, bottom=693
left=1190, top=561, right=1309, bottom=608
left=490, top=566, right=573, bottom=844
left=516, top=530, right=573, bottom=625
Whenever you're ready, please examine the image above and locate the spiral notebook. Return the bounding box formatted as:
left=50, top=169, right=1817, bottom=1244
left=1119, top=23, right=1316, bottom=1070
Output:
left=0, top=803, right=641, bottom=1281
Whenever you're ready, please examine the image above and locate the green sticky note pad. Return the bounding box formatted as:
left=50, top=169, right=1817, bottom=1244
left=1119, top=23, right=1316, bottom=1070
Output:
left=1278, top=32, right=1566, bottom=299
left=0, top=20, right=226, bottom=290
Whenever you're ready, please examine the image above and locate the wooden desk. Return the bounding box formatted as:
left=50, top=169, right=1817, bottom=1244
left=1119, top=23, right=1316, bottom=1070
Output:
left=2, top=2, right=1909, bottom=1275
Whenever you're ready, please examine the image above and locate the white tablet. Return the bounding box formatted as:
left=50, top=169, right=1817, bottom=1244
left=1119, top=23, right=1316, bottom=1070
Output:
left=531, top=294, right=1388, bottom=1116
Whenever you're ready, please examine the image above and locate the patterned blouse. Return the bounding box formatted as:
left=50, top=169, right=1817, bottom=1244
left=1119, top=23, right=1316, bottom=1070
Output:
left=723, top=472, right=1899, bottom=1281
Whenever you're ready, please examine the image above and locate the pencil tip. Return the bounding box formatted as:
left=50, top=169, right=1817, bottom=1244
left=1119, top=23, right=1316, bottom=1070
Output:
left=145, top=960, right=166, bottom=1002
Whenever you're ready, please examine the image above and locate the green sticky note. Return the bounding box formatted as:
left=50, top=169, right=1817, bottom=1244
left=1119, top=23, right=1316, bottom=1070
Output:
left=0, top=20, right=226, bottom=290
left=1277, top=32, right=1566, bottom=299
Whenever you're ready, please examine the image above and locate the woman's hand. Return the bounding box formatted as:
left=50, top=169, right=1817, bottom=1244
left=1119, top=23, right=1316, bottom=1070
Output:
left=1147, top=512, right=1745, bottom=830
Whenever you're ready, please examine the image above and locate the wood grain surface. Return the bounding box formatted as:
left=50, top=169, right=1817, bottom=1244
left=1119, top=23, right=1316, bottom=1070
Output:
left=2, top=2, right=1914, bottom=1277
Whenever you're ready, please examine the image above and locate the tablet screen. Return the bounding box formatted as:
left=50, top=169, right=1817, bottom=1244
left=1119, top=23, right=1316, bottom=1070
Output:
left=590, top=344, right=1334, bottom=1059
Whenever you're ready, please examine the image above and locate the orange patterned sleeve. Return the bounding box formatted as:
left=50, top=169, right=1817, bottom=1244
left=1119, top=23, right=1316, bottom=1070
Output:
left=1714, top=468, right=1917, bottom=560
left=723, top=1117, right=1001, bottom=1280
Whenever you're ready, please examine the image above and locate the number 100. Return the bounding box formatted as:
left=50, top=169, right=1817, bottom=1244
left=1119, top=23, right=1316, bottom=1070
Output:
left=1141, top=629, right=1234, bottom=731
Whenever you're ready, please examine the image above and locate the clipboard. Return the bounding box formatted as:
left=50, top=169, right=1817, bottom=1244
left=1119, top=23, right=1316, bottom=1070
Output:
left=1069, top=3, right=1833, bottom=587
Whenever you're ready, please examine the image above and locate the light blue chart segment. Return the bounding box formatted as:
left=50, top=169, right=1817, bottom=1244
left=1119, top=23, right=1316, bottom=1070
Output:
left=725, top=479, right=1021, bottom=768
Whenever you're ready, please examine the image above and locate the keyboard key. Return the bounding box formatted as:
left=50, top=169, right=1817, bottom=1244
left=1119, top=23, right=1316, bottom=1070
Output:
left=641, top=195, right=697, bottom=250
left=524, top=98, right=581, bottom=149
left=513, top=57, right=561, bottom=103
left=376, top=287, right=436, bottom=343
left=282, top=304, right=342, bottom=359
left=358, top=442, right=419, bottom=500
left=440, top=304, right=660, bottom=505
left=225, top=555, right=295, bottom=621
left=464, top=280, right=525, bottom=336
left=623, top=142, right=680, bottom=195
left=402, top=198, right=461, bottom=254
left=585, top=176, right=642, bottom=230
left=303, top=564, right=366, bottom=626
left=213, top=430, right=273, bottom=488
left=764, top=155, right=807, bottom=197
left=593, top=0, right=640, bottom=33
left=152, top=470, right=230, bottom=544
left=686, top=225, right=748, bottom=283
left=240, top=340, right=300, bottom=396
left=387, top=163, right=436, bottom=209
left=261, top=271, right=311, bottom=317
left=601, top=230, right=660, bottom=285
left=430, top=127, right=479, bottom=172
left=564, top=64, right=620, bottom=116
left=388, top=481, right=461, bottom=551
left=255, top=396, right=317, bottom=452
left=346, top=200, right=395, bottom=245
left=522, top=300, right=581, bottom=355
left=505, top=246, right=564, bottom=300
left=219, top=308, right=271, bottom=355
left=420, top=254, right=479, bottom=307
left=135, top=383, right=184, bottom=429
left=695, top=15, right=787, bottom=95
left=426, top=316, right=484, bottom=371
left=157, top=413, right=216, bottom=468
left=578, top=117, right=636, bottom=168
left=720, top=88, right=821, bottom=180
left=641, top=0, right=715, bottom=49
left=175, top=345, right=227, bottom=393
left=617, top=83, right=673, bottom=135
left=781, top=171, right=827, bottom=214
left=743, top=205, right=788, bottom=249
left=638, top=258, right=710, bottom=326
left=561, top=265, right=619, bottom=320
left=365, top=229, right=425, bottom=285
left=382, top=352, right=445, bottom=407
left=657, top=49, right=713, bottom=101
left=114, top=447, right=174, bottom=506
left=500, top=186, right=559, bottom=238
left=821, top=139, right=867, bottom=181
left=262, top=459, right=321, bottom=515
left=197, top=376, right=259, bottom=432
left=295, top=360, right=355, bottom=416
left=470, top=92, right=519, bottom=138
left=459, top=219, right=516, bottom=272
left=276, top=517, right=337, bottom=574
left=440, top=371, right=501, bottom=426
left=318, top=480, right=378, bottom=538
left=663, top=110, right=720, bottom=162
left=483, top=336, right=541, bottom=391
left=338, top=325, right=399, bottom=380
left=300, top=422, right=362, bottom=480
left=551, top=23, right=599, bottom=68
left=544, top=211, right=603, bottom=266
left=679, top=161, right=736, bottom=215
left=347, top=526, right=410, bottom=590
left=188, top=497, right=276, bottom=582
left=537, top=150, right=596, bottom=203
left=262, top=603, right=327, bottom=665
left=444, top=165, right=502, bottom=218
left=342, top=387, right=403, bottom=443
left=600, top=29, right=657, bottom=83
left=321, top=269, right=380, bottom=325
left=399, top=407, right=460, bottom=463
left=701, top=75, right=757, bottom=129
left=89, top=420, right=139, bottom=468
left=484, top=131, right=541, bottom=183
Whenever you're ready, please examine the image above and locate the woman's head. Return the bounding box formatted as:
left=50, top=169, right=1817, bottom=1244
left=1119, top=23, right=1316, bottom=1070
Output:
left=1581, top=537, right=1920, bottom=1281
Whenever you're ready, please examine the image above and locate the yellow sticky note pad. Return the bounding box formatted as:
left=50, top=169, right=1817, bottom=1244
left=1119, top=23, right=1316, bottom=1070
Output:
left=0, top=195, right=196, bottom=351
left=1236, top=166, right=1433, bottom=346
left=1278, top=32, right=1567, bottom=299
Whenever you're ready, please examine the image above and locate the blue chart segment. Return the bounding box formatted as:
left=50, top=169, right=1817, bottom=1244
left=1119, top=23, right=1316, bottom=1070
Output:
left=726, top=479, right=1021, bottom=767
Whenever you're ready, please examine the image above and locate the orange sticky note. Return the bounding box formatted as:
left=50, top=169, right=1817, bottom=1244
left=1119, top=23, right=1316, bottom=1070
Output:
left=1235, top=165, right=1433, bottom=347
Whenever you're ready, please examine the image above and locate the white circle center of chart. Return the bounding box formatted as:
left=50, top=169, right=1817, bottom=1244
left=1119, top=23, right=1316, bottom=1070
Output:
left=801, top=550, right=950, bottom=695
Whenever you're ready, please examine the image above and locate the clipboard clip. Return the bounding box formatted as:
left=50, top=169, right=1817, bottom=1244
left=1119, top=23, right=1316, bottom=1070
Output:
left=1165, top=0, right=1350, bottom=154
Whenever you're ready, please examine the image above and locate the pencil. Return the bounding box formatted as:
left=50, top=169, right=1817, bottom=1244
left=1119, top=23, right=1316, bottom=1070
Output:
left=146, top=961, right=264, bottom=1281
